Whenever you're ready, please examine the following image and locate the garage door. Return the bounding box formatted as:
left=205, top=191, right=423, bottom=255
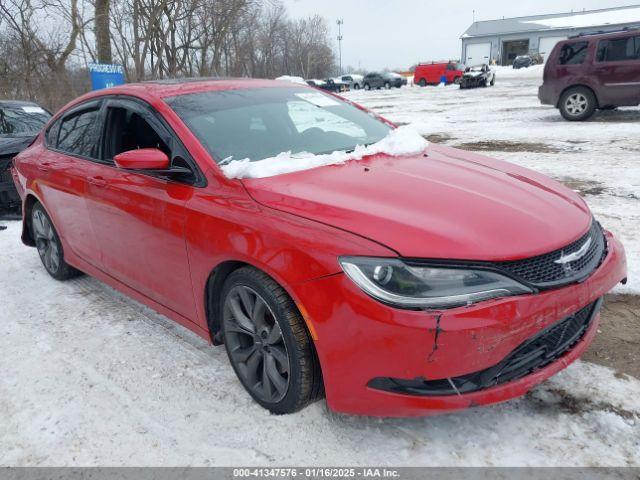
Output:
left=539, top=36, right=567, bottom=61
left=465, top=43, right=491, bottom=65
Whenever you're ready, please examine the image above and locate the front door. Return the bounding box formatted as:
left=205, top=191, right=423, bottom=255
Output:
left=593, top=35, right=640, bottom=106
left=85, top=98, right=198, bottom=320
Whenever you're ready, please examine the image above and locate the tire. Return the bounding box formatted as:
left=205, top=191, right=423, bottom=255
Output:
left=353, top=83, right=360, bottom=90
left=364, top=83, right=370, bottom=91
left=220, top=266, right=323, bottom=414
left=31, top=202, right=82, bottom=280
left=453, top=76, right=461, bottom=85
left=384, top=82, right=391, bottom=90
left=418, top=78, right=427, bottom=87
left=559, top=86, right=597, bottom=121
left=490, top=76, right=495, bottom=86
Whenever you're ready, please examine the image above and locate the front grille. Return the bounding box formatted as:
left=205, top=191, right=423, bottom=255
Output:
left=368, top=299, right=601, bottom=397
left=495, top=221, right=607, bottom=289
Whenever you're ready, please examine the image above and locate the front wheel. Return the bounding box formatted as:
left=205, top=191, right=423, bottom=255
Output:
left=364, top=83, right=370, bottom=91
left=453, top=77, right=461, bottom=85
left=559, top=87, right=597, bottom=121
left=221, top=267, right=323, bottom=414
left=384, top=82, right=391, bottom=90
left=418, top=78, right=427, bottom=87
left=353, top=83, right=360, bottom=90
left=31, top=203, right=82, bottom=280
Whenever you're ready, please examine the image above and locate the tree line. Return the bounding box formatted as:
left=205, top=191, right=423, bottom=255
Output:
left=0, top=0, right=337, bottom=110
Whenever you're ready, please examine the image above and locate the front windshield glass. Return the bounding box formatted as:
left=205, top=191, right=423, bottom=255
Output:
left=166, top=87, right=391, bottom=163
left=0, top=106, right=50, bottom=136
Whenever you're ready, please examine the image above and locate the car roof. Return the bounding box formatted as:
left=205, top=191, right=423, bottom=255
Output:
left=566, top=27, right=640, bottom=41
left=77, top=77, right=307, bottom=103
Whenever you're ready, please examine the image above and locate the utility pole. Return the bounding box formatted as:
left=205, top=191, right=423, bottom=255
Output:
left=337, top=19, right=344, bottom=75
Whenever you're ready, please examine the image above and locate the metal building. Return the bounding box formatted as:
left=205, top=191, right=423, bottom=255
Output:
left=461, top=4, right=640, bottom=66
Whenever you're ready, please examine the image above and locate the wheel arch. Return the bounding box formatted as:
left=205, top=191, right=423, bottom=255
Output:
left=21, top=193, right=42, bottom=247
left=557, top=84, right=600, bottom=109
left=204, top=259, right=320, bottom=348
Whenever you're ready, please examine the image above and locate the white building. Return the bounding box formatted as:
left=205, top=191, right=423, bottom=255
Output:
left=461, top=4, right=640, bottom=66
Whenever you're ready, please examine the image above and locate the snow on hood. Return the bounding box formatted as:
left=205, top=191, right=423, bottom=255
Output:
left=220, top=125, right=429, bottom=180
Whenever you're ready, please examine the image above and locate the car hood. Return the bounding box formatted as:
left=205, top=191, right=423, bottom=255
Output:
left=0, top=135, right=34, bottom=156
left=242, top=144, right=592, bottom=261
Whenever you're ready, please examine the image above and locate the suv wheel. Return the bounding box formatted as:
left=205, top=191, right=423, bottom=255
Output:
left=364, top=83, right=370, bottom=90
left=221, top=267, right=323, bottom=414
left=31, top=203, right=82, bottom=280
left=559, top=87, right=597, bottom=121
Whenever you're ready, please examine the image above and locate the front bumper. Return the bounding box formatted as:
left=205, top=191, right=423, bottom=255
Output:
left=0, top=157, right=20, bottom=210
left=293, top=231, right=626, bottom=417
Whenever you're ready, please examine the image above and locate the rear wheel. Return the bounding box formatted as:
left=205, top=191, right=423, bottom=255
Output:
left=418, top=78, right=427, bottom=87
left=559, top=87, right=597, bottom=121
left=221, top=267, right=323, bottom=414
left=364, top=83, right=371, bottom=91
left=353, top=83, right=360, bottom=90
left=384, top=82, right=391, bottom=90
left=31, top=203, right=81, bottom=280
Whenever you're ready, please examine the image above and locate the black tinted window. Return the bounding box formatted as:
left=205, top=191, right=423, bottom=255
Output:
left=558, top=41, right=589, bottom=65
left=57, top=108, right=100, bottom=157
left=597, top=36, right=640, bottom=62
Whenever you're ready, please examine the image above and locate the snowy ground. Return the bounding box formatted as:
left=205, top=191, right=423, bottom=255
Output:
left=1, top=220, right=639, bottom=466
left=345, top=65, right=639, bottom=295
left=1, top=67, right=640, bottom=466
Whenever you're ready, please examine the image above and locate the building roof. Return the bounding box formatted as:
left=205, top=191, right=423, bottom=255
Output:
left=462, top=4, right=640, bottom=38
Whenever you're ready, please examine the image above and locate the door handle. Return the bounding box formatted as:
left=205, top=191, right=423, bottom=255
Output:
left=88, top=176, right=107, bottom=188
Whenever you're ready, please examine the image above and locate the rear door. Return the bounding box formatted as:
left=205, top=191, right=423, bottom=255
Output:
left=593, top=35, right=640, bottom=106
left=85, top=97, right=200, bottom=319
left=37, top=101, right=103, bottom=265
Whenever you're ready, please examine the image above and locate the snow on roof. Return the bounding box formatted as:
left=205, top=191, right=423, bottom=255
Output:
left=523, top=6, right=640, bottom=29
left=462, top=4, right=640, bottom=38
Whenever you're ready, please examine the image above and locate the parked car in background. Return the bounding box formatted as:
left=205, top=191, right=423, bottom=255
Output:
left=306, top=79, right=326, bottom=88
left=307, top=79, right=348, bottom=93
left=0, top=100, right=51, bottom=216
left=414, top=62, right=465, bottom=86
left=512, top=53, right=543, bottom=69
left=460, top=64, right=496, bottom=89
left=12, top=79, right=627, bottom=417
left=336, top=74, right=364, bottom=90
left=382, top=72, right=407, bottom=89
left=539, top=29, right=640, bottom=121
left=362, top=72, right=385, bottom=90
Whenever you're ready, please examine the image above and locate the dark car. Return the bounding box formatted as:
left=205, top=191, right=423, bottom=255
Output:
left=512, top=54, right=542, bottom=69
left=539, top=29, right=640, bottom=120
left=363, top=72, right=405, bottom=90
left=460, top=64, right=496, bottom=89
left=0, top=101, right=51, bottom=215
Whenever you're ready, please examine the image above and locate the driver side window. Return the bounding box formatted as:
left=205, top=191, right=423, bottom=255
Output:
left=103, top=106, right=171, bottom=163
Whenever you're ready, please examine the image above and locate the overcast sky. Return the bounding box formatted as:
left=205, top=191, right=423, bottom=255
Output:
left=282, top=0, right=637, bottom=70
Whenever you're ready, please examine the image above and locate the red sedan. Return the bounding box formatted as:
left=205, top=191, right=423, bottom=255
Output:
left=12, top=79, right=627, bottom=416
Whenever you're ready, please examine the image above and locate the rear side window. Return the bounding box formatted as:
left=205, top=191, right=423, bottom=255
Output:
left=597, top=36, right=640, bottom=62
left=57, top=108, right=100, bottom=157
left=558, top=41, right=589, bottom=65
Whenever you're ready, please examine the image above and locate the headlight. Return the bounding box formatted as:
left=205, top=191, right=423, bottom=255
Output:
left=339, top=257, right=532, bottom=310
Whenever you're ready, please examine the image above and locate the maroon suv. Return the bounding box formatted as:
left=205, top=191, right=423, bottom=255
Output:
left=539, top=29, right=640, bottom=121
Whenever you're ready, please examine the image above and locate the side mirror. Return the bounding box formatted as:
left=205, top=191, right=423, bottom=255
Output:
left=114, top=148, right=170, bottom=170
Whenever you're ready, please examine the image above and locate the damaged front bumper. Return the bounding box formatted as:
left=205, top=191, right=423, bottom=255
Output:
left=292, top=231, right=627, bottom=417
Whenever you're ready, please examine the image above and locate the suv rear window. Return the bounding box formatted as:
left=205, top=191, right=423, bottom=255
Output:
left=558, top=41, right=589, bottom=65
left=597, top=36, right=640, bottom=62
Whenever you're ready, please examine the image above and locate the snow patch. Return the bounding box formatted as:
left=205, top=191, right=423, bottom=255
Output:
left=221, top=125, right=429, bottom=180
left=275, top=75, right=306, bottom=85
left=524, top=8, right=640, bottom=29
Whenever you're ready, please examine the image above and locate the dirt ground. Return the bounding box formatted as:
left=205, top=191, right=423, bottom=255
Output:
left=584, top=294, right=640, bottom=380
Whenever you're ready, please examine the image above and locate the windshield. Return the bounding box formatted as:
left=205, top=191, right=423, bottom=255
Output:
left=0, top=105, right=50, bottom=136
left=166, top=87, right=391, bottom=163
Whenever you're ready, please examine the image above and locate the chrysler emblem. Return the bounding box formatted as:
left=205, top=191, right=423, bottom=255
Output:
left=554, top=237, right=592, bottom=267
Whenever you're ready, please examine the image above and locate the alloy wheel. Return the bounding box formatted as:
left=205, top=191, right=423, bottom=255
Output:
left=223, top=285, right=290, bottom=403
left=565, top=93, right=588, bottom=116
left=32, top=209, right=60, bottom=274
